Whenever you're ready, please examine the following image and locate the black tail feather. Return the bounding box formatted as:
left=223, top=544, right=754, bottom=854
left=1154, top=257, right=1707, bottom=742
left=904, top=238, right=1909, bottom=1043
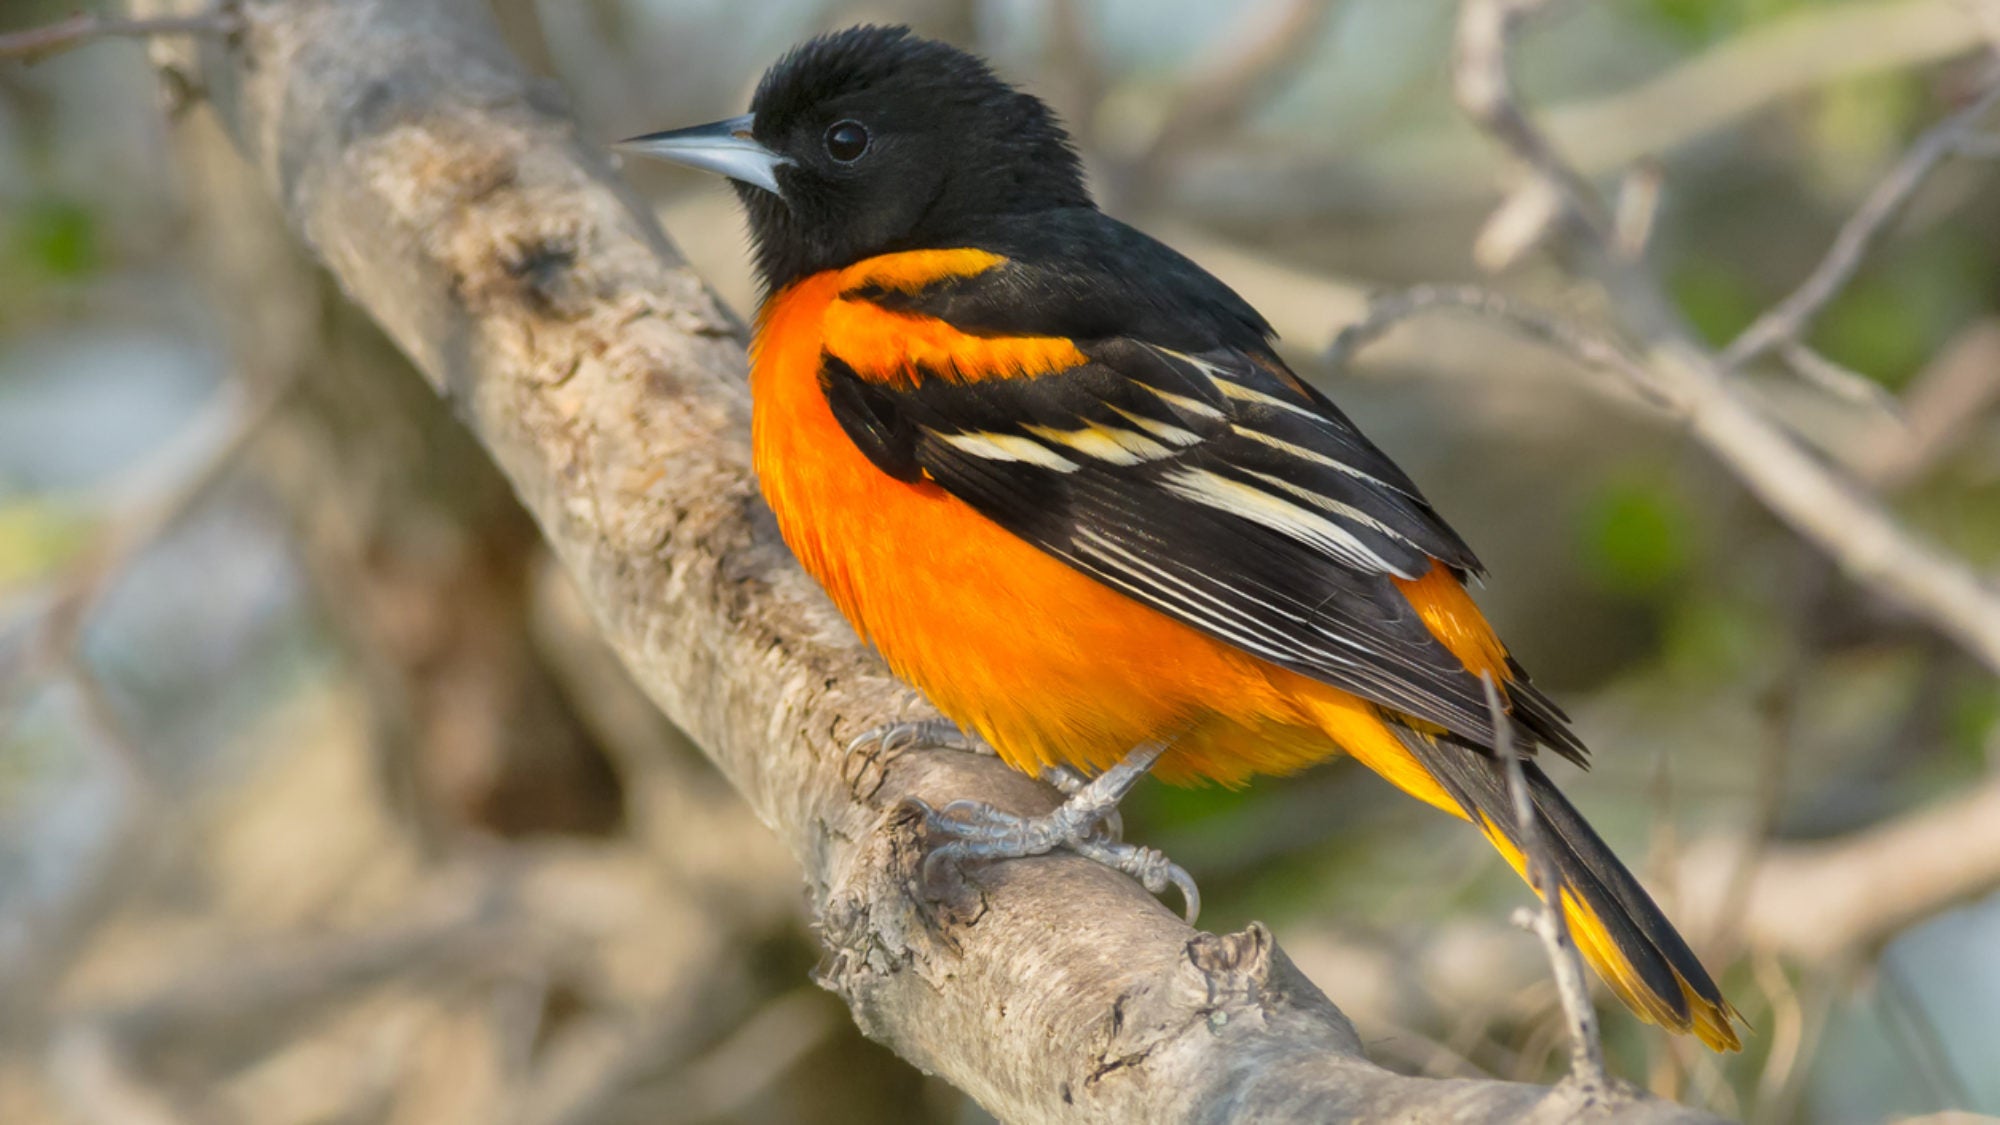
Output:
left=1396, top=729, right=1737, bottom=1046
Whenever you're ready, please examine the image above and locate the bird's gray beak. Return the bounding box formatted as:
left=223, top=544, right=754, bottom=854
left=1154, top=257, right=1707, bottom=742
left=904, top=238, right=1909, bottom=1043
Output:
left=615, top=113, right=788, bottom=196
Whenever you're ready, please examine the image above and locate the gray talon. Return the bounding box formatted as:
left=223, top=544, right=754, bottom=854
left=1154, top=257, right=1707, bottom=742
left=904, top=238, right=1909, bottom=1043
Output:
left=914, top=741, right=1200, bottom=925
left=1071, top=836, right=1201, bottom=924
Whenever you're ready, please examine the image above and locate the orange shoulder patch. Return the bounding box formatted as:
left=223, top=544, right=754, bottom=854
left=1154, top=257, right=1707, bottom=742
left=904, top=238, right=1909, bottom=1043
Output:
left=822, top=301, right=1085, bottom=385
left=822, top=249, right=1084, bottom=386
left=838, top=248, right=1004, bottom=294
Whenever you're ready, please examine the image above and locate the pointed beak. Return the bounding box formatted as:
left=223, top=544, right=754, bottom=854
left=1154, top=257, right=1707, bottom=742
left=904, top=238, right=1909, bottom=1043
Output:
left=615, top=113, right=788, bottom=196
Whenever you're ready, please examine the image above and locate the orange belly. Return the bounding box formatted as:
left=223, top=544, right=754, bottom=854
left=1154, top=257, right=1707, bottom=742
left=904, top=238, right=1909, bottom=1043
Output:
left=753, top=270, right=1336, bottom=783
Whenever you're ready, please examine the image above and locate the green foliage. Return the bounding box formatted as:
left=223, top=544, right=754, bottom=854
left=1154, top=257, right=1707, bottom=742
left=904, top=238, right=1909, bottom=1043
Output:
left=12, top=197, right=100, bottom=279
left=1943, top=678, right=2000, bottom=764
left=1812, top=234, right=1998, bottom=390
left=1810, top=70, right=1921, bottom=161
left=1668, top=258, right=1762, bottom=349
left=1660, top=591, right=1770, bottom=683
left=1575, top=473, right=1697, bottom=598
left=1900, top=477, right=2000, bottom=570
left=1639, top=0, right=1824, bottom=44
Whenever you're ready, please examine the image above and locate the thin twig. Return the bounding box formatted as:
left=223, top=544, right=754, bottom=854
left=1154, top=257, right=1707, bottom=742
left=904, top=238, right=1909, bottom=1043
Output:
left=1483, top=673, right=1609, bottom=1096
left=0, top=10, right=241, bottom=64
left=1775, top=341, right=1902, bottom=416
left=1114, top=0, right=1339, bottom=209
left=1719, top=69, right=2000, bottom=370
left=1612, top=158, right=1664, bottom=261
left=1325, top=283, right=1670, bottom=407
left=1137, top=0, right=1339, bottom=166
left=1876, top=953, right=1975, bottom=1112
left=32, top=375, right=292, bottom=667
left=1452, top=0, right=2000, bottom=677
left=2, top=376, right=292, bottom=795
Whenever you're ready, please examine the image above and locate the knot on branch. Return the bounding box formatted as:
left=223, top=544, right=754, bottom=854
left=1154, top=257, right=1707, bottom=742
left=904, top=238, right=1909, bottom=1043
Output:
left=1185, top=920, right=1277, bottom=1008
left=815, top=792, right=986, bottom=1041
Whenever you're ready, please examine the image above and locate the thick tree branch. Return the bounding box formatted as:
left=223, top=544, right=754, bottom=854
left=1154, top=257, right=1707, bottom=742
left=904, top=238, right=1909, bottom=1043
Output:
left=126, top=0, right=1727, bottom=1118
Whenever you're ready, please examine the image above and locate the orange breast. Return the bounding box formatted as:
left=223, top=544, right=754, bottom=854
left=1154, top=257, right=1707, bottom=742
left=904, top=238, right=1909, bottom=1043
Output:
left=751, top=261, right=1335, bottom=782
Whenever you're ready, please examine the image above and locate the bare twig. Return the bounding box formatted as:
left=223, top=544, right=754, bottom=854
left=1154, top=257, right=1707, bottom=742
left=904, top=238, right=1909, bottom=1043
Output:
left=1136, top=0, right=1337, bottom=166
left=1170, top=0, right=1992, bottom=222
left=1612, top=158, right=1664, bottom=261
left=1774, top=341, right=1902, bottom=416
left=0, top=376, right=290, bottom=800
left=1451, top=0, right=2000, bottom=677
left=34, top=376, right=291, bottom=664
left=1719, top=70, right=2000, bottom=370
left=1853, top=319, right=2000, bottom=488
left=1325, top=283, right=1668, bottom=406
left=1104, top=0, right=1340, bottom=211
left=1483, top=674, right=1609, bottom=1097
left=0, top=9, right=240, bottom=64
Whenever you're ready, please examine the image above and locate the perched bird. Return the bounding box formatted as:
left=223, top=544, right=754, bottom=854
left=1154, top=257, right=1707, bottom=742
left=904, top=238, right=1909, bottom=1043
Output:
left=622, top=24, right=1741, bottom=1050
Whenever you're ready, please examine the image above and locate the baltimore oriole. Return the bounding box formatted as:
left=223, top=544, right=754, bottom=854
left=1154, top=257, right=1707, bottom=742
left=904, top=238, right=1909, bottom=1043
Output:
left=623, top=24, right=1741, bottom=1051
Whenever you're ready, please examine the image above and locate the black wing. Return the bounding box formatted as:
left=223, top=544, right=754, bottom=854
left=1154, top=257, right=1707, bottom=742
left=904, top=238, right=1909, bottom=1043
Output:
left=826, top=212, right=1583, bottom=759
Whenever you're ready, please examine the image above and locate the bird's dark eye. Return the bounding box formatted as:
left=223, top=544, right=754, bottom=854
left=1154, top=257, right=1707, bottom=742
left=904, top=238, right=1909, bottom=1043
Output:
left=824, top=120, right=870, bottom=163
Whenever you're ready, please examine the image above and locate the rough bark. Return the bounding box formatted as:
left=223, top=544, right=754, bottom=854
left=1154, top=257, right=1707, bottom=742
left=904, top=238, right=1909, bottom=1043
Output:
left=132, top=0, right=1730, bottom=1119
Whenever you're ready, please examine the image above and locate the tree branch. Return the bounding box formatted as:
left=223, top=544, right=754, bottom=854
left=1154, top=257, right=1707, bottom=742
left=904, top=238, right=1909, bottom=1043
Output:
left=1678, top=775, right=2000, bottom=967
left=123, top=0, right=1728, bottom=1118
left=1719, top=70, right=2000, bottom=370
left=1451, top=0, right=2000, bottom=678
left=0, top=10, right=240, bottom=64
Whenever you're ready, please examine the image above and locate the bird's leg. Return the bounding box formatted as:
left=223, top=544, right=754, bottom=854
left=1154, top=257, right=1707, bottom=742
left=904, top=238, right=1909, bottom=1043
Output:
left=918, top=741, right=1200, bottom=923
left=846, top=717, right=994, bottom=757
left=1039, top=764, right=1123, bottom=842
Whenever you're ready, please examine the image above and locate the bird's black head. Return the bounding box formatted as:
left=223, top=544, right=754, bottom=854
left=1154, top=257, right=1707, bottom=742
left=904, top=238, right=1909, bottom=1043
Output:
left=621, top=26, right=1091, bottom=295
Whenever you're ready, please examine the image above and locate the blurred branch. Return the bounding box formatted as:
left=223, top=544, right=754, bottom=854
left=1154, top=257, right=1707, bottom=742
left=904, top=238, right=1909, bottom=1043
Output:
left=1852, top=319, right=2000, bottom=489
left=34, top=378, right=287, bottom=668
left=1325, top=283, right=1665, bottom=405
left=1130, top=0, right=1337, bottom=173
left=1535, top=0, right=1990, bottom=180
left=1171, top=0, right=1993, bottom=221
left=1451, top=0, right=2000, bottom=678
left=0, top=9, right=240, bottom=64
left=122, top=0, right=1727, bottom=1118
left=1719, top=70, right=2000, bottom=370
left=167, top=90, right=625, bottom=842
left=1679, top=776, right=2000, bottom=966
left=1, top=376, right=289, bottom=797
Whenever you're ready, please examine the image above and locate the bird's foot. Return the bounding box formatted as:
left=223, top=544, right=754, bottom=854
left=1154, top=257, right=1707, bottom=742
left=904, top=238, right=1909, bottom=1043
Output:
left=914, top=741, right=1200, bottom=923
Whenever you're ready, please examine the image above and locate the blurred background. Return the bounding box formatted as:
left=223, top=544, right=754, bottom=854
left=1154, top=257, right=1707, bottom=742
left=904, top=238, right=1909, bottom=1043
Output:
left=3, top=0, right=2000, bottom=1121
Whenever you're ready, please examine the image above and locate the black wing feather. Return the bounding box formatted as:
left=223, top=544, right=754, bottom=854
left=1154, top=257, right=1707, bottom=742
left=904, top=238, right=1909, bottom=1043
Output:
left=825, top=218, right=1582, bottom=760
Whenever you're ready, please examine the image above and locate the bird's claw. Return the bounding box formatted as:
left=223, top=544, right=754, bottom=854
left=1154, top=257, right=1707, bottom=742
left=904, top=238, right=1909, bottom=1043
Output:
left=910, top=749, right=1200, bottom=925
